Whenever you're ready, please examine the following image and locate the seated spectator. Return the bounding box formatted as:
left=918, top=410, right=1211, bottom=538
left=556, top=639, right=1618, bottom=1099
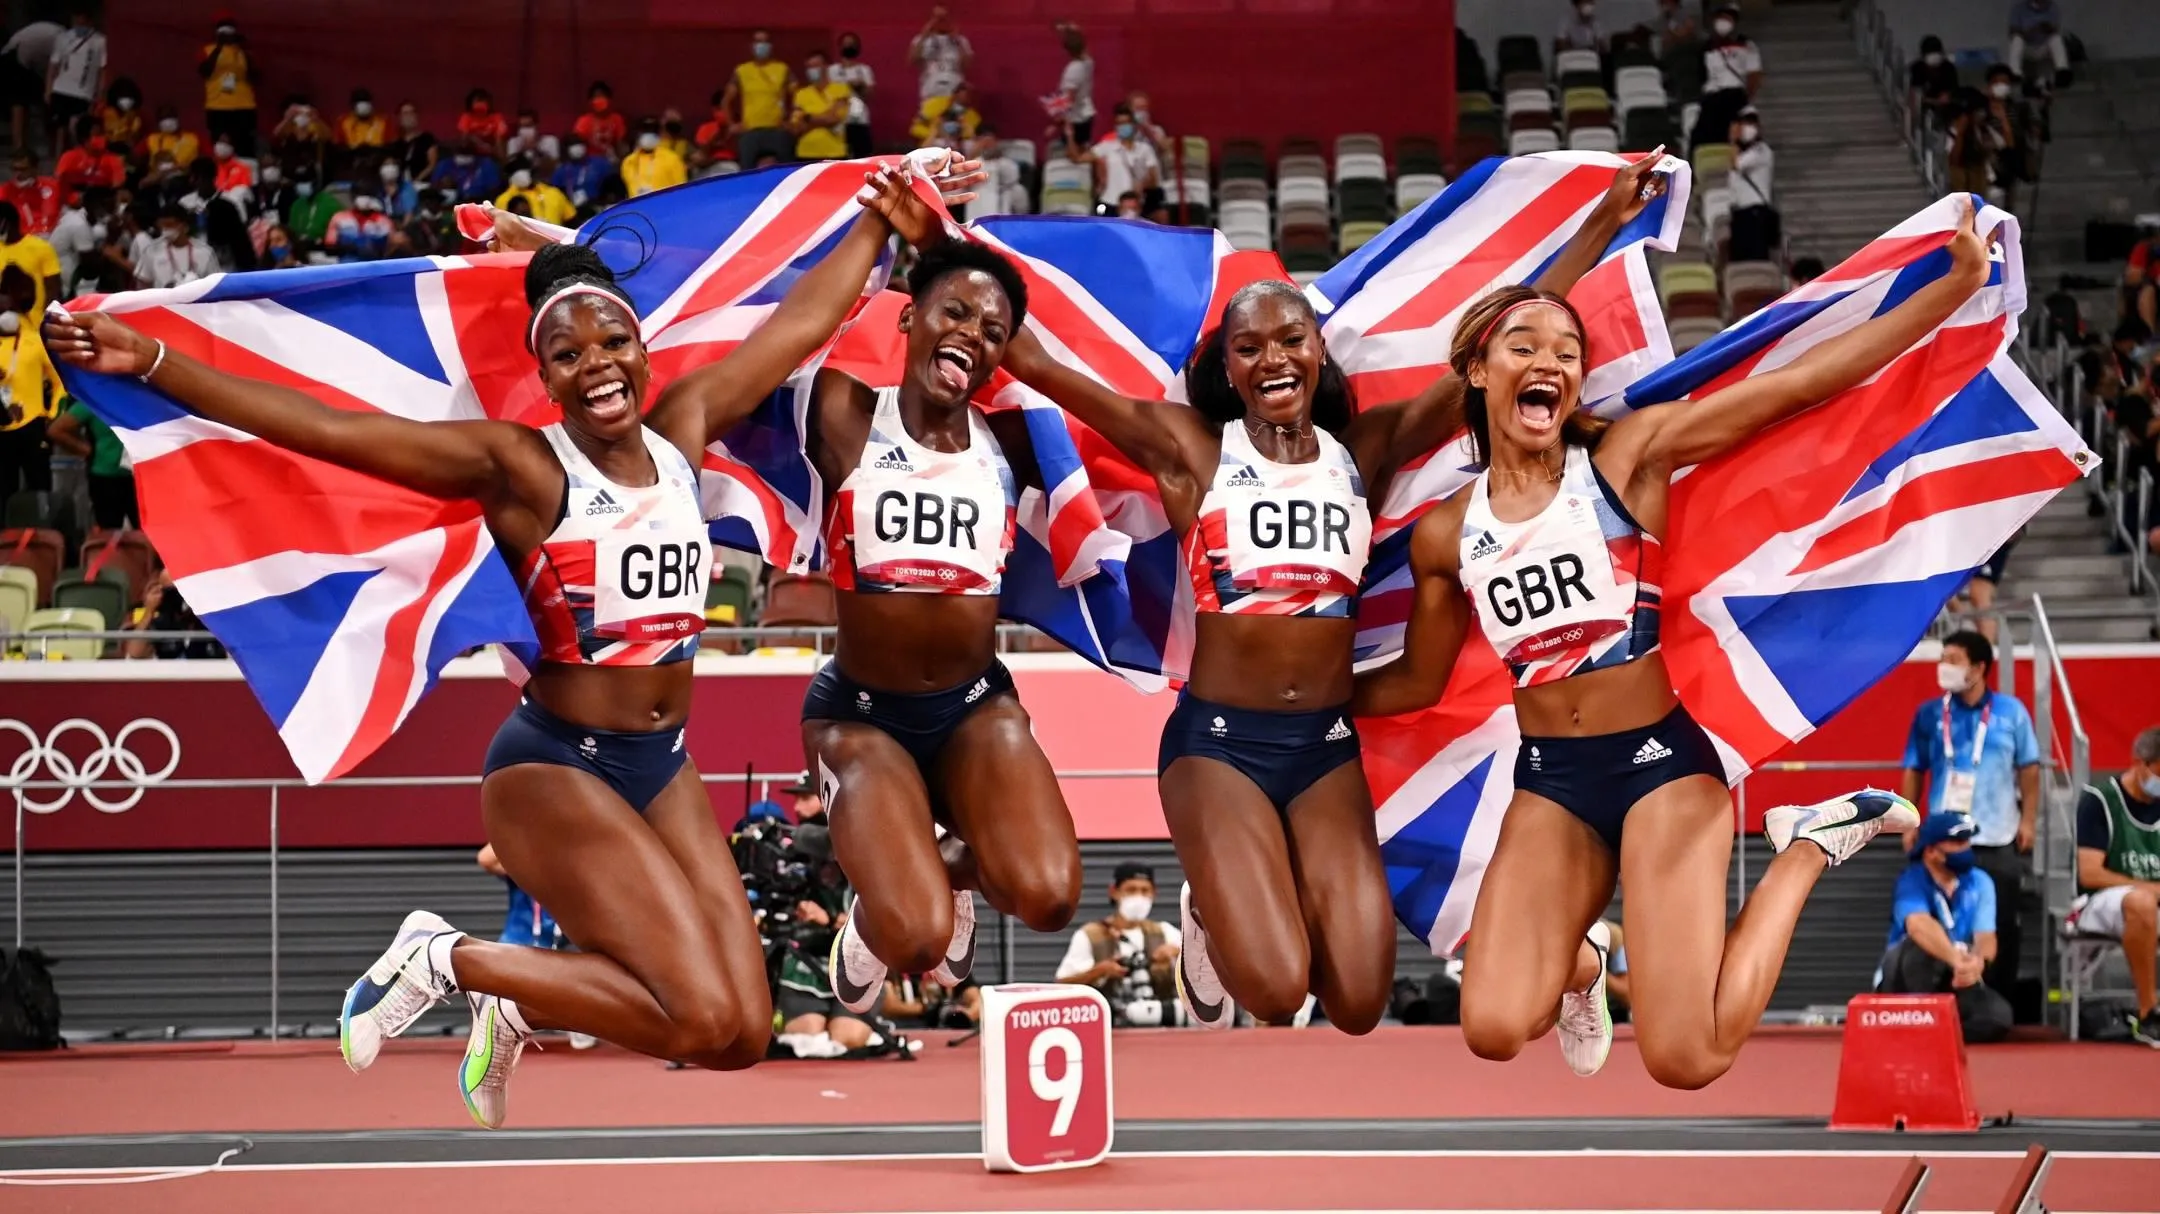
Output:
left=1900, top=629, right=2041, bottom=1013
left=2007, top=0, right=2071, bottom=89
left=1054, top=861, right=1181, bottom=1027
left=830, top=32, right=876, bottom=160
left=621, top=118, right=687, bottom=197
left=554, top=139, right=613, bottom=213
left=272, top=97, right=332, bottom=182
left=323, top=192, right=395, bottom=262
left=456, top=87, right=508, bottom=158
left=391, top=100, right=439, bottom=184
left=54, top=117, right=124, bottom=192
left=1727, top=107, right=1777, bottom=261
left=203, top=196, right=256, bottom=272
left=910, top=81, right=981, bottom=146
left=505, top=107, right=555, bottom=164
left=496, top=166, right=574, bottom=226
left=210, top=136, right=254, bottom=196
left=1908, top=35, right=1961, bottom=127
left=883, top=974, right=980, bottom=1029
left=1556, top=0, right=1607, bottom=56
left=791, top=52, right=852, bottom=163
left=573, top=81, right=626, bottom=159
left=1079, top=102, right=1162, bottom=216
left=431, top=138, right=503, bottom=202
left=1874, top=810, right=2012, bottom=1043
left=0, top=202, right=60, bottom=318
left=260, top=221, right=300, bottom=269
left=47, top=394, right=137, bottom=529
left=2071, top=725, right=2160, bottom=1044
left=396, top=188, right=458, bottom=258
left=100, top=77, right=141, bottom=149
left=0, top=293, right=58, bottom=500
left=0, top=152, right=62, bottom=237
left=285, top=168, right=342, bottom=251
left=727, top=29, right=795, bottom=168
left=1693, top=5, right=1761, bottom=152
left=375, top=158, right=418, bottom=221
left=340, top=88, right=387, bottom=159
left=135, top=204, right=215, bottom=287
left=142, top=105, right=200, bottom=172
left=123, top=572, right=226, bottom=659
left=1113, top=189, right=1142, bottom=220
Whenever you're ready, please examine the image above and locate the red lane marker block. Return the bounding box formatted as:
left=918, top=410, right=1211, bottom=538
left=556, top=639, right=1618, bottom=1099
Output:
left=980, top=984, right=1115, bottom=1173
left=1831, top=993, right=1979, bottom=1132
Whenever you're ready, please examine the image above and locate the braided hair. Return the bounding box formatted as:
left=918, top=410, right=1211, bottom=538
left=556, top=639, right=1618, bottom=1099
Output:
left=524, top=242, right=638, bottom=351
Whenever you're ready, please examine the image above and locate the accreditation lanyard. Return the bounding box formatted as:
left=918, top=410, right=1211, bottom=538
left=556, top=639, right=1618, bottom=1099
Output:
left=1938, top=695, right=1990, bottom=815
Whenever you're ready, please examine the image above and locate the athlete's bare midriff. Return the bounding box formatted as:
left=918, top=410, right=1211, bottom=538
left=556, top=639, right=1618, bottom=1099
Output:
left=525, top=661, right=693, bottom=733
left=1510, top=652, right=1680, bottom=738
left=832, top=590, right=1003, bottom=693
left=1187, top=613, right=1358, bottom=711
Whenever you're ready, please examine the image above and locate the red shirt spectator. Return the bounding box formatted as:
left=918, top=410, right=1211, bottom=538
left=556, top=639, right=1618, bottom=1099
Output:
left=213, top=151, right=255, bottom=194
left=693, top=91, right=736, bottom=162
left=573, top=82, right=627, bottom=155
left=54, top=135, right=124, bottom=191
left=455, top=88, right=508, bottom=157
left=0, top=156, right=63, bottom=236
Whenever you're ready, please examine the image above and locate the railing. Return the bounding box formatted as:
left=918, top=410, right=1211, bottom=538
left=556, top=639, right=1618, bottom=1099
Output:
left=2020, top=331, right=2160, bottom=627
left=1852, top=0, right=1948, bottom=201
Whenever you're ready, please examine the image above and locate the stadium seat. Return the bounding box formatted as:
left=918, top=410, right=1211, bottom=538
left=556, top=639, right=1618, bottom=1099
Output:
left=1669, top=315, right=1724, bottom=353
left=1723, top=260, right=1785, bottom=302
left=1569, top=126, right=1620, bottom=153
left=0, top=565, right=33, bottom=634
left=1338, top=220, right=1387, bottom=255
left=22, top=606, right=105, bottom=660
left=78, top=530, right=155, bottom=605
left=1221, top=139, right=1269, bottom=181
left=1220, top=200, right=1273, bottom=251
left=52, top=571, right=125, bottom=631
left=1693, top=141, right=1734, bottom=181
left=1614, top=65, right=1665, bottom=103
left=1334, top=152, right=1386, bottom=185
left=1277, top=153, right=1328, bottom=184
left=1509, top=128, right=1561, bottom=155
left=1623, top=107, right=1676, bottom=152
left=1336, top=178, right=1390, bottom=222
left=1699, top=184, right=1733, bottom=234
left=1218, top=178, right=1269, bottom=204
left=1612, top=41, right=1659, bottom=71
left=1659, top=261, right=1719, bottom=301
left=1562, top=86, right=1611, bottom=119
left=1176, top=135, right=1211, bottom=174
left=1504, top=89, right=1553, bottom=123
left=1277, top=178, right=1328, bottom=210
left=1495, top=35, right=1543, bottom=79
left=1334, top=132, right=1383, bottom=162
left=1395, top=172, right=1447, bottom=212
left=1165, top=174, right=1212, bottom=212
left=1279, top=136, right=1323, bottom=160
left=1730, top=288, right=1781, bottom=318
left=1455, top=91, right=1495, bottom=117
left=1396, top=135, right=1444, bottom=175
left=1565, top=105, right=1614, bottom=136
left=0, top=528, right=64, bottom=607
left=1553, top=49, right=1601, bottom=80
left=706, top=563, right=755, bottom=623
left=1277, top=210, right=1331, bottom=244
left=1499, top=69, right=1547, bottom=95
left=3, top=490, right=52, bottom=529
left=761, top=573, right=837, bottom=629
left=1040, top=158, right=1093, bottom=216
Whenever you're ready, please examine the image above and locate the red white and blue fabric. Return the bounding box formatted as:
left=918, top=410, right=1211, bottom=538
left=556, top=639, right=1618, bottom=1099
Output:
left=55, top=161, right=911, bottom=783
left=1362, top=194, right=2095, bottom=956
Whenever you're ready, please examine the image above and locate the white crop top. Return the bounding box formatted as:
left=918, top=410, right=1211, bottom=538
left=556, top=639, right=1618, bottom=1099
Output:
left=1184, top=422, right=1371, bottom=619
left=1457, top=444, right=1663, bottom=688
left=827, top=387, right=1019, bottom=595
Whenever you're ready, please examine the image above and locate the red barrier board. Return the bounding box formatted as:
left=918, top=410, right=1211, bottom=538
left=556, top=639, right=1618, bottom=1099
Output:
left=1831, top=993, right=1978, bottom=1133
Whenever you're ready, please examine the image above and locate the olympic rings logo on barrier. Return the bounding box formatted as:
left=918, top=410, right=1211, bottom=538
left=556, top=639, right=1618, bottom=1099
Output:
left=0, top=718, right=183, bottom=814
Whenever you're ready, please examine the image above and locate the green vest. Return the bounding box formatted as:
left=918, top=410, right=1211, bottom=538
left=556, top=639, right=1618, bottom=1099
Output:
left=2087, top=778, right=2160, bottom=884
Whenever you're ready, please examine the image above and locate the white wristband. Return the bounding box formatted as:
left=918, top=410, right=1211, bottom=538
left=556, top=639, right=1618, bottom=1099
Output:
left=139, top=339, right=166, bottom=385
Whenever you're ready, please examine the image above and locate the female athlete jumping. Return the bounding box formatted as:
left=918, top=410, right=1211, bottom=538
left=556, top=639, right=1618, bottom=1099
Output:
left=42, top=163, right=974, bottom=1126
left=993, top=156, right=1669, bottom=1031
left=1352, top=200, right=1993, bottom=1086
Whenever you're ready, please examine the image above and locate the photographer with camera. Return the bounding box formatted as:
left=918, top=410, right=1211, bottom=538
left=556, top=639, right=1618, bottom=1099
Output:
left=1055, top=862, right=1182, bottom=1027
left=732, top=803, right=878, bottom=1055
left=883, top=972, right=982, bottom=1030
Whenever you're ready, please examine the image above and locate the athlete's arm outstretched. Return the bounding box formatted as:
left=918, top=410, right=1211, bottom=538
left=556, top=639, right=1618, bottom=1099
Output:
left=1344, top=152, right=1670, bottom=493
left=1351, top=506, right=1475, bottom=718
left=1606, top=198, right=1992, bottom=479
left=40, top=311, right=547, bottom=504
left=1000, top=327, right=1213, bottom=488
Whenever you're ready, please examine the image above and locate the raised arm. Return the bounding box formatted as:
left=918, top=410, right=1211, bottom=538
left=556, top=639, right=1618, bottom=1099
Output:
left=42, top=311, right=540, bottom=503
left=1343, top=153, right=1670, bottom=491
left=1002, top=324, right=1208, bottom=485
left=1350, top=508, right=1475, bottom=718
left=1609, top=198, right=1993, bottom=476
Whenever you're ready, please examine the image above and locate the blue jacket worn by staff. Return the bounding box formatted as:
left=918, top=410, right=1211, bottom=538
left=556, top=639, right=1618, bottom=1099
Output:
left=1901, top=668, right=2040, bottom=848
left=1884, top=811, right=1996, bottom=955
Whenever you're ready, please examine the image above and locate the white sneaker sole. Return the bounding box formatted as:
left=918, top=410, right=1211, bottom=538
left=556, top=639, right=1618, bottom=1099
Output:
left=340, top=909, right=453, bottom=1073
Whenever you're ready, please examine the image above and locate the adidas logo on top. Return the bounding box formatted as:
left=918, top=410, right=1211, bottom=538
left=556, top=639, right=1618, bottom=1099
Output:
left=1633, top=736, right=1673, bottom=765
left=872, top=445, right=913, bottom=471
left=1225, top=464, right=1264, bottom=488
left=585, top=489, right=624, bottom=517
left=1467, top=530, right=1500, bottom=560
left=964, top=677, right=990, bottom=703
left=1324, top=718, right=1352, bottom=742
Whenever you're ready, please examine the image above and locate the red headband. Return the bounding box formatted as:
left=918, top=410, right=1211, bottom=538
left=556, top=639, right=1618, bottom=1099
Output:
left=1472, top=298, right=1582, bottom=355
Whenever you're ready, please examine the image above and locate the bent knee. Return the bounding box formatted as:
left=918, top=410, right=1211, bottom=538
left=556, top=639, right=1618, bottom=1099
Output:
left=662, top=992, right=750, bottom=1062
left=981, top=854, right=1082, bottom=933
left=1460, top=1012, right=1530, bottom=1062
left=1238, top=979, right=1313, bottom=1026
left=2123, top=887, right=2159, bottom=923
left=1637, top=1037, right=1735, bottom=1091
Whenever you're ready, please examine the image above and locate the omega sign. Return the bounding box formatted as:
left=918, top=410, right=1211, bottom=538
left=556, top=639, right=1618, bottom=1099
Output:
left=1857, top=1007, right=1939, bottom=1028
left=0, top=718, right=181, bottom=813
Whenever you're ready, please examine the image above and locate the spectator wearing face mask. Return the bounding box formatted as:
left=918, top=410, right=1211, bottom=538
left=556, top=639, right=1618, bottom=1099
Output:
left=505, top=107, right=559, bottom=165
left=1050, top=22, right=1096, bottom=147
left=1055, top=862, right=1182, bottom=1028
left=1908, top=35, right=1961, bottom=127
left=573, top=81, right=626, bottom=159
left=339, top=88, right=388, bottom=177
left=54, top=116, right=124, bottom=192
left=44, top=7, right=106, bottom=151
left=1979, top=65, right=2034, bottom=209
left=323, top=190, right=395, bottom=263
left=1693, top=5, right=1761, bottom=153
left=1113, top=189, right=1142, bottom=220
left=388, top=101, right=439, bottom=186
left=284, top=168, right=338, bottom=250
left=272, top=97, right=331, bottom=182
left=0, top=152, right=62, bottom=237
left=209, top=132, right=255, bottom=195
left=1726, top=108, right=1777, bottom=262
left=494, top=165, right=574, bottom=226
left=1080, top=102, right=1163, bottom=215
left=2007, top=0, right=2071, bottom=90
left=1124, top=91, right=1171, bottom=160
left=0, top=282, right=60, bottom=502
left=790, top=52, right=853, bottom=163
left=200, top=16, right=259, bottom=157
left=828, top=32, right=876, bottom=160
left=249, top=154, right=295, bottom=227
left=370, top=159, right=416, bottom=221
left=1556, top=0, right=1606, bottom=56
left=259, top=221, right=299, bottom=269
left=1874, top=811, right=2012, bottom=1044
left=100, top=77, right=141, bottom=149
left=1899, top=630, right=2042, bottom=1017
left=726, top=29, right=796, bottom=168
left=554, top=140, right=612, bottom=212
left=47, top=185, right=108, bottom=292
left=142, top=104, right=201, bottom=170
left=429, top=138, right=503, bottom=203
left=621, top=119, right=687, bottom=197
left=2070, top=726, right=2160, bottom=1045
left=910, top=82, right=981, bottom=146
left=456, top=87, right=508, bottom=158
left=133, top=203, right=213, bottom=288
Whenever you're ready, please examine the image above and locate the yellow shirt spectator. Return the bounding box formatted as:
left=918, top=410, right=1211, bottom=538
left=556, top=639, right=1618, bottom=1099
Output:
left=909, top=95, right=982, bottom=144
left=143, top=128, right=201, bottom=168
left=494, top=182, right=577, bottom=227
left=202, top=43, right=256, bottom=112
left=341, top=113, right=388, bottom=149
left=620, top=145, right=688, bottom=197
left=792, top=82, right=853, bottom=160
left=0, top=328, right=61, bottom=432
left=734, top=60, right=791, bottom=130
left=0, top=233, right=61, bottom=318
